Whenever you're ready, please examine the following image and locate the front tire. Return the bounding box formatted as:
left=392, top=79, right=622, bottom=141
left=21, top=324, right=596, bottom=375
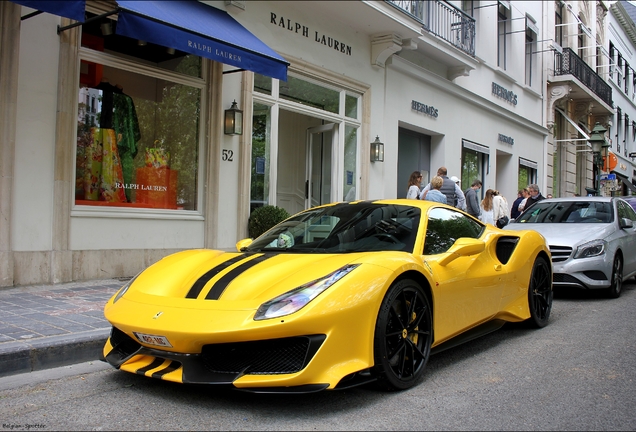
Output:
left=607, top=255, right=623, bottom=299
left=373, top=279, right=432, bottom=391
left=526, top=256, right=553, bottom=328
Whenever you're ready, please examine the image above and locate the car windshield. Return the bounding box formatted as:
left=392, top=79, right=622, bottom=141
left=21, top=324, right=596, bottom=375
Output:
left=514, top=200, right=613, bottom=224
left=245, top=203, right=421, bottom=253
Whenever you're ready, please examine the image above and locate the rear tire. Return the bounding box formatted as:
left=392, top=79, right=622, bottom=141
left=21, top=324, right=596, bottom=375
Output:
left=526, top=256, right=553, bottom=328
left=373, top=279, right=432, bottom=391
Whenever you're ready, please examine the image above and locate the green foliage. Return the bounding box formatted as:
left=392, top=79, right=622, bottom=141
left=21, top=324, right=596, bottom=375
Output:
left=248, top=205, right=291, bottom=239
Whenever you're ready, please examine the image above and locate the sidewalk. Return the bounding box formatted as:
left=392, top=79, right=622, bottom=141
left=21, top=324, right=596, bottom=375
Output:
left=0, top=279, right=124, bottom=378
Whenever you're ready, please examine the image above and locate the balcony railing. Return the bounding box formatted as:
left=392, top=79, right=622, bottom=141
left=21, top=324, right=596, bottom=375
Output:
left=387, top=0, right=475, bottom=57
left=554, top=47, right=613, bottom=107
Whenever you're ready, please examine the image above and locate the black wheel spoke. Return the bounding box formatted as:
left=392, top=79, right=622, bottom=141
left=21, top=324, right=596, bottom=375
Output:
left=405, top=337, right=427, bottom=362
left=387, top=340, right=406, bottom=364
left=388, top=303, right=406, bottom=329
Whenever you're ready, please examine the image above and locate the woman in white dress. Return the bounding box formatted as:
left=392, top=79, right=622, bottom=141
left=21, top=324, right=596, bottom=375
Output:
left=479, top=189, right=496, bottom=225
left=406, top=171, right=422, bottom=199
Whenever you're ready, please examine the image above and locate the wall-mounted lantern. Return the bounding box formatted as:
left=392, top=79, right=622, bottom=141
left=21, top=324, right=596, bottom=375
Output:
left=224, top=100, right=243, bottom=135
left=588, top=122, right=610, bottom=196
left=370, top=136, right=384, bottom=162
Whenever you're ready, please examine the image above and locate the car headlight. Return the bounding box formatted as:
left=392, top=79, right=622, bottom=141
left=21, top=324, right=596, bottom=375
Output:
left=573, top=239, right=607, bottom=259
left=113, top=274, right=140, bottom=303
left=254, top=264, right=359, bottom=321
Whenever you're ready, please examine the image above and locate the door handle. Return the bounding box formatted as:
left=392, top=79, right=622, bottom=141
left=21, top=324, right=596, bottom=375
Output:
left=305, top=180, right=309, bottom=199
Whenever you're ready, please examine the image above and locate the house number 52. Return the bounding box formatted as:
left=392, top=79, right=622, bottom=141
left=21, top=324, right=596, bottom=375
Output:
left=222, top=149, right=234, bottom=161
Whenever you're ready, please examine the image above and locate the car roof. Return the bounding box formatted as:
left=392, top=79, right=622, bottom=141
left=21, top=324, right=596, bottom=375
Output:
left=539, top=196, right=614, bottom=203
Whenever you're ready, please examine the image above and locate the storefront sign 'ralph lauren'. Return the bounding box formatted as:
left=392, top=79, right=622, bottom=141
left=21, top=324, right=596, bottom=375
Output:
left=270, top=13, right=352, bottom=56
left=188, top=41, right=241, bottom=62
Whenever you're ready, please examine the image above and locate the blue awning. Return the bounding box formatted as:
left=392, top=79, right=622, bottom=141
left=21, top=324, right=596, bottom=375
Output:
left=115, top=1, right=288, bottom=81
left=12, top=0, right=85, bottom=22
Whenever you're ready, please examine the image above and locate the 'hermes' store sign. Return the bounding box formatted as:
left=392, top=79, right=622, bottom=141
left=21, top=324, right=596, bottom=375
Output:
left=270, top=13, right=352, bottom=56
left=411, top=100, right=439, bottom=118
left=492, top=82, right=518, bottom=105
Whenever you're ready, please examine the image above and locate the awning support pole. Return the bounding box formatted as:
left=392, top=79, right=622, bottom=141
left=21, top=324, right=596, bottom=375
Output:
left=57, top=8, right=119, bottom=35
left=21, top=10, right=43, bottom=21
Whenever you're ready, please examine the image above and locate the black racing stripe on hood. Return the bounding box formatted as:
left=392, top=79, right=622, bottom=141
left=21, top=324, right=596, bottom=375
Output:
left=151, top=360, right=181, bottom=379
left=205, top=254, right=275, bottom=300
left=186, top=254, right=251, bottom=299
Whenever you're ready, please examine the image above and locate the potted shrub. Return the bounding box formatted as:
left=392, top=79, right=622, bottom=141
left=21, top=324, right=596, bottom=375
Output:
left=248, top=205, right=290, bottom=239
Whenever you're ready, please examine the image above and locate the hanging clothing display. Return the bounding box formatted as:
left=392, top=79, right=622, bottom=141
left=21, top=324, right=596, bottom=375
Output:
left=112, top=91, right=140, bottom=202
left=84, top=127, right=127, bottom=203
left=81, top=80, right=140, bottom=203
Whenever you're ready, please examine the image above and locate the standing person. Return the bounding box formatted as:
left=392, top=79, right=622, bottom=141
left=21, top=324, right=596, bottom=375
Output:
left=525, top=184, right=545, bottom=210
left=510, top=189, right=525, bottom=219
left=423, top=176, right=447, bottom=204
left=464, top=179, right=482, bottom=218
left=406, top=171, right=422, bottom=199
left=420, top=167, right=465, bottom=210
left=516, top=188, right=530, bottom=214
left=479, top=189, right=496, bottom=225
left=492, top=190, right=510, bottom=228
left=450, top=176, right=466, bottom=210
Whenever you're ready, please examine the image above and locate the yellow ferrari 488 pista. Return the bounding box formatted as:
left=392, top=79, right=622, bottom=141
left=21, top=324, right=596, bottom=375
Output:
left=102, top=199, right=552, bottom=393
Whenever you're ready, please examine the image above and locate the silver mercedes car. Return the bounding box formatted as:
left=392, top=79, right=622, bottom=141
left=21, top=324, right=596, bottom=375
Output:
left=506, top=196, right=636, bottom=298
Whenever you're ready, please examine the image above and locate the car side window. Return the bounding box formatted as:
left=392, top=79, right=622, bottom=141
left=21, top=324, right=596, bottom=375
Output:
left=618, top=201, right=636, bottom=222
left=424, top=207, right=484, bottom=255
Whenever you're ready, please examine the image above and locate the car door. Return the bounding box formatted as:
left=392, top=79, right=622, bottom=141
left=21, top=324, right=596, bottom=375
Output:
left=617, top=200, right=636, bottom=276
left=423, top=207, right=506, bottom=342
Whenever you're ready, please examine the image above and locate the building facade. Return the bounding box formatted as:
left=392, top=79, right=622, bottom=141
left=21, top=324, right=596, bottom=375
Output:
left=608, top=0, right=636, bottom=195
left=546, top=0, right=615, bottom=198
left=1, top=0, right=551, bottom=287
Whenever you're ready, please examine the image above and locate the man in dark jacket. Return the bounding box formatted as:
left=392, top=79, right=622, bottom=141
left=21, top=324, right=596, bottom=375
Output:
left=525, top=184, right=545, bottom=210
left=510, top=189, right=526, bottom=219
left=464, top=179, right=482, bottom=218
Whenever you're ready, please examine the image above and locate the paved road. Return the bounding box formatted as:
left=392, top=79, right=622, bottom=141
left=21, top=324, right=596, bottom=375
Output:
left=1, top=282, right=635, bottom=431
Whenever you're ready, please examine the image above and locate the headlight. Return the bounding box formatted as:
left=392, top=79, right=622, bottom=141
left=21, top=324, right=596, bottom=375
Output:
left=573, top=239, right=607, bottom=259
left=254, top=264, right=359, bottom=321
left=113, top=273, right=140, bottom=303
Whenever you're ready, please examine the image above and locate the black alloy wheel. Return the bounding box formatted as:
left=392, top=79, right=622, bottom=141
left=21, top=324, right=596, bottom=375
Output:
left=373, top=279, right=432, bottom=391
left=526, top=256, right=553, bottom=328
left=607, top=255, right=623, bottom=299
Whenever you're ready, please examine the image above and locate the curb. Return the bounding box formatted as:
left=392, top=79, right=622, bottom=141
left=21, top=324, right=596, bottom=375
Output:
left=0, top=328, right=110, bottom=378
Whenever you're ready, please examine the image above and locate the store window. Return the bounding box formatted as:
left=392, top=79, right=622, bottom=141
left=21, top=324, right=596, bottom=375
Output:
left=518, top=158, right=537, bottom=192
left=461, top=140, right=489, bottom=196
left=75, top=14, right=204, bottom=211
left=251, top=103, right=272, bottom=211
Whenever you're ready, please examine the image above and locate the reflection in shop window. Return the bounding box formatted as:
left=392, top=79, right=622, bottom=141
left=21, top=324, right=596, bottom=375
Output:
left=75, top=62, right=201, bottom=211
left=344, top=125, right=358, bottom=201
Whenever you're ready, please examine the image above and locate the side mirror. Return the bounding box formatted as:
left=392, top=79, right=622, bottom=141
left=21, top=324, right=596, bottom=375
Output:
left=236, top=238, right=253, bottom=252
left=437, top=238, right=486, bottom=266
left=619, top=218, right=634, bottom=229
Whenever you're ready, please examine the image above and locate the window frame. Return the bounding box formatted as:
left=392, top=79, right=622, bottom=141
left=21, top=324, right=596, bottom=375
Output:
left=72, top=41, right=208, bottom=219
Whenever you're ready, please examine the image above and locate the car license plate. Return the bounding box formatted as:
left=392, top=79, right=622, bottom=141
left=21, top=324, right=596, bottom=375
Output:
left=133, top=332, right=172, bottom=347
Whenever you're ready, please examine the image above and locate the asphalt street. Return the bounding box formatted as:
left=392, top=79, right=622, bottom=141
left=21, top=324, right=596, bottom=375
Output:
left=0, top=281, right=634, bottom=431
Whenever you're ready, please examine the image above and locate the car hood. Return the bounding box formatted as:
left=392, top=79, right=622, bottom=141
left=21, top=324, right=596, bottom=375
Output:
left=118, top=249, right=398, bottom=309
left=506, top=223, right=613, bottom=247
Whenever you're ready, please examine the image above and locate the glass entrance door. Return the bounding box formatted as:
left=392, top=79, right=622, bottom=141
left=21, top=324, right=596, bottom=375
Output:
left=306, top=124, right=337, bottom=209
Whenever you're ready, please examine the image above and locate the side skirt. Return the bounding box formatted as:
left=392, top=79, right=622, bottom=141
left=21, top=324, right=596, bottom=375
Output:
left=430, top=319, right=506, bottom=355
